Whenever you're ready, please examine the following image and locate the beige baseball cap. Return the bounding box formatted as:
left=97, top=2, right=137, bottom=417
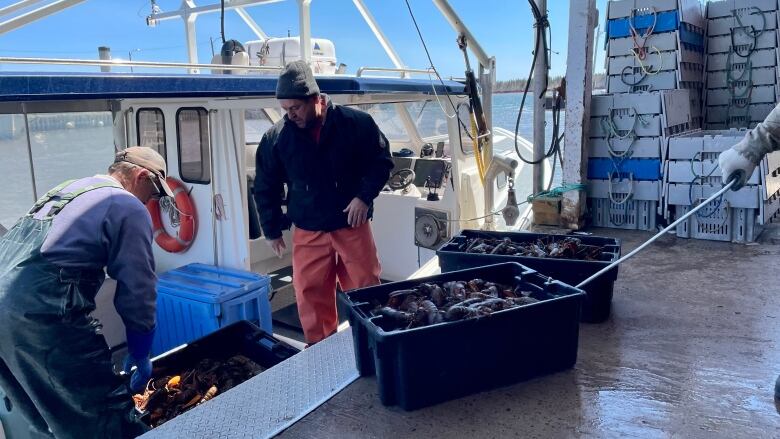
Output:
left=114, top=146, right=175, bottom=198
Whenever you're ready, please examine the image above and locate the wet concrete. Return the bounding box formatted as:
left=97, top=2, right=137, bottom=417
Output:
left=278, top=228, right=780, bottom=438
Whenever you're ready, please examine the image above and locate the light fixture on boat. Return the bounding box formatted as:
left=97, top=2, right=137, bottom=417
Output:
left=146, top=0, right=161, bottom=27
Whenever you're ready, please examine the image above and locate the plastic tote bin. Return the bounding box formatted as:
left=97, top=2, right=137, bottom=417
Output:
left=141, top=320, right=299, bottom=426
left=339, top=262, right=585, bottom=410
left=152, top=263, right=273, bottom=356
left=436, top=230, right=621, bottom=323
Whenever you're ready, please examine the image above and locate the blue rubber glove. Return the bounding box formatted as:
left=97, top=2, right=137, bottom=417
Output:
left=123, top=327, right=155, bottom=393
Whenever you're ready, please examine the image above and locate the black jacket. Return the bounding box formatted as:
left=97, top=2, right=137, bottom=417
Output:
left=254, top=99, right=393, bottom=239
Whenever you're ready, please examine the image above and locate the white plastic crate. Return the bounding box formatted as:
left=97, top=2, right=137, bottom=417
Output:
left=666, top=182, right=761, bottom=208
left=591, top=90, right=693, bottom=126
left=705, top=85, right=777, bottom=106
left=608, top=32, right=685, bottom=57
left=607, top=48, right=705, bottom=76
left=707, top=11, right=778, bottom=36
left=665, top=129, right=747, bottom=159
left=665, top=159, right=761, bottom=184
left=588, top=136, right=663, bottom=159
left=707, top=0, right=780, bottom=19
left=608, top=0, right=703, bottom=27
left=673, top=204, right=761, bottom=242
left=705, top=103, right=775, bottom=125
left=589, top=196, right=658, bottom=231
left=707, top=48, right=779, bottom=71
left=608, top=65, right=704, bottom=93
left=707, top=29, right=779, bottom=54
left=706, top=67, right=778, bottom=88
left=588, top=179, right=662, bottom=201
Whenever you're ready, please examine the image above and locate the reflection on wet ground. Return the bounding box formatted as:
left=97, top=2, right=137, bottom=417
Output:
left=281, top=228, right=780, bottom=438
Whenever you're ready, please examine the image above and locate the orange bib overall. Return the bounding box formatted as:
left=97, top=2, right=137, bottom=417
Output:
left=292, top=222, right=381, bottom=343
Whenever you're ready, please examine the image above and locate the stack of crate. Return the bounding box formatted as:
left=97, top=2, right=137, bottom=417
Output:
left=587, top=0, right=703, bottom=231
left=663, top=129, right=780, bottom=242
left=704, top=0, right=780, bottom=129
left=587, top=90, right=693, bottom=230
left=605, top=0, right=706, bottom=125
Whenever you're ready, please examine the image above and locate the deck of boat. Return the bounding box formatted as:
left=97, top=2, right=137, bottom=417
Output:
left=278, top=227, right=780, bottom=438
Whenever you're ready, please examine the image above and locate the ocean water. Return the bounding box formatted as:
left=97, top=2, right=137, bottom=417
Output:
left=492, top=92, right=564, bottom=191
left=1, top=94, right=561, bottom=229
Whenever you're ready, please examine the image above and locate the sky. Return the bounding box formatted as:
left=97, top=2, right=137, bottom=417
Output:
left=0, top=0, right=612, bottom=80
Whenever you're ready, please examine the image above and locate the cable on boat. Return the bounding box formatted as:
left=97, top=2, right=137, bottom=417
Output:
left=404, top=0, right=478, bottom=142
left=220, top=0, right=226, bottom=43
left=513, top=0, right=560, bottom=166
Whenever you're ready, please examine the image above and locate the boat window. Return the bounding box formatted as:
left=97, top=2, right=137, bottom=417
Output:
left=176, top=108, right=210, bottom=184
left=405, top=101, right=449, bottom=139
left=0, top=114, right=35, bottom=229
left=245, top=109, right=273, bottom=144
left=28, top=111, right=114, bottom=200
left=136, top=108, right=166, bottom=159
left=358, top=103, right=409, bottom=142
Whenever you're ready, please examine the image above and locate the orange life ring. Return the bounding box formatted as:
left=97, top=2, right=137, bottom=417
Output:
left=146, top=177, right=196, bottom=253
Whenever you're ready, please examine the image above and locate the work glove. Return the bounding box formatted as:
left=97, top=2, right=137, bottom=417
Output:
left=123, top=327, right=155, bottom=393
left=719, top=147, right=757, bottom=191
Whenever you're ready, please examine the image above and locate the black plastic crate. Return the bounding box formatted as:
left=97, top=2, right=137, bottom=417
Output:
left=139, top=321, right=299, bottom=426
left=339, top=262, right=585, bottom=410
left=437, top=230, right=621, bottom=323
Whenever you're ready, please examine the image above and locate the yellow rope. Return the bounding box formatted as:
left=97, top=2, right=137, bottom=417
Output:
left=470, top=113, right=487, bottom=183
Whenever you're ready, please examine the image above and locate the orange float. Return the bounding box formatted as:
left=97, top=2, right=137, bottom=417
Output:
left=146, top=177, right=196, bottom=253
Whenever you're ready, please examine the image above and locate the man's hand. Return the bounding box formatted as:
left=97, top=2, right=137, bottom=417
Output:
left=123, top=355, right=152, bottom=393
left=267, top=237, right=286, bottom=258
left=343, top=197, right=369, bottom=228
left=719, top=147, right=757, bottom=191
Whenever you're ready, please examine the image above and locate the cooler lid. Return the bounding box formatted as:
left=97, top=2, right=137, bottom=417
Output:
left=157, top=263, right=271, bottom=303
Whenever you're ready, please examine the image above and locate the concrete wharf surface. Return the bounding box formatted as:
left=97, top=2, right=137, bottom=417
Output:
left=279, top=228, right=780, bottom=438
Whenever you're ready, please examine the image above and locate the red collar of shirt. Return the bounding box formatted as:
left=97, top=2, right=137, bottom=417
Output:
left=307, top=107, right=327, bottom=143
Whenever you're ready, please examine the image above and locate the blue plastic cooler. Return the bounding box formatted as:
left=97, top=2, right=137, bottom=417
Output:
left=151, top=263, right=273, bottom=355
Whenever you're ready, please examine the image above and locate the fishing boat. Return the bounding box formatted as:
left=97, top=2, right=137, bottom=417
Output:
left=0, top=0, right=777, bottom=438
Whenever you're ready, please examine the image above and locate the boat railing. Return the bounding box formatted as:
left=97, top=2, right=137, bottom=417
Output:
left=355, top=67, right=435, bottom=77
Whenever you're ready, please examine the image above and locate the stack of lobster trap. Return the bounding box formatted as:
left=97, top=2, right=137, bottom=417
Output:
left=588, top=0, right=780, bottom=242
left=704, top=0, right=780, bottom=129
left=588, top=0, right=704, bottom=231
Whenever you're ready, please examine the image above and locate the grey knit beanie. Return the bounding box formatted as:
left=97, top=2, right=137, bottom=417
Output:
left=275, top=60, right=320, bottom=99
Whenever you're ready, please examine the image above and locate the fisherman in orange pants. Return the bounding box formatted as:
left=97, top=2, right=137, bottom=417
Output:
left=254, top=60, right=393, bottom=344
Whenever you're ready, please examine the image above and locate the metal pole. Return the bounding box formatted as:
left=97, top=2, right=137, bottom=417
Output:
left=234, top=7, right=269, bottom=40
left=0, top=0, right=44, bottom=18
left=0, top=0, right=85, bottom=36
left=298, top=0, right=312, bottom=63
left=532, top=0, right=547, bottom=195
left=22, top=104, right=38, bottom=202
left=149, top=0, right=285, bottom=23
left=353, top=0, right=407, bottom=73
left=431, top=0, right=490, bottom=68
left=98, top=46, right=111, bottom=73
left=128, top=49, right=140, bottom=73
left=183, top=0, right=199, bottom=74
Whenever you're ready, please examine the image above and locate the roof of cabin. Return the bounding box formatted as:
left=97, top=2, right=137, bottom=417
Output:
left=0, top=72, right=466, bottom=101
